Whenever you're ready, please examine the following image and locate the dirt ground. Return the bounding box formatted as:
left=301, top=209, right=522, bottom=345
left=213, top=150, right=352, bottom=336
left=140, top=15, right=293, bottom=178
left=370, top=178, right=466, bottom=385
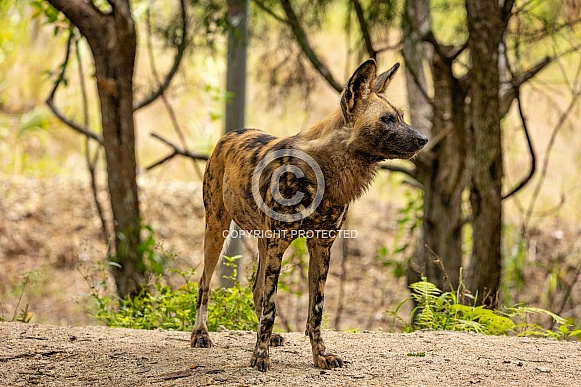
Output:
left=1, top=322, right=580, bottom=386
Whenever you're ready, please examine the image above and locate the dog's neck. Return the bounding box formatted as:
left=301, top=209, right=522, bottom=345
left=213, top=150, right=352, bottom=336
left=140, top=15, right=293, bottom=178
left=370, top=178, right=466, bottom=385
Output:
left=297, top=109, right=380, bottom=205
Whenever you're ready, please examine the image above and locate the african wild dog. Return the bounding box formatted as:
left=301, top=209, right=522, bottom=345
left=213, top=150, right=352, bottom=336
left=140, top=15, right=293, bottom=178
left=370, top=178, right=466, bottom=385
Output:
left=191, top=59, right=428, bottom=371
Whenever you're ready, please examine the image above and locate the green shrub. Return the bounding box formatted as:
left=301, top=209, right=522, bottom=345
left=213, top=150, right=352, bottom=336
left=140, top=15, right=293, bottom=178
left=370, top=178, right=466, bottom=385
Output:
left=388, top=277, right=581, bottom=340
left=84, top=255, right=257, bottom=332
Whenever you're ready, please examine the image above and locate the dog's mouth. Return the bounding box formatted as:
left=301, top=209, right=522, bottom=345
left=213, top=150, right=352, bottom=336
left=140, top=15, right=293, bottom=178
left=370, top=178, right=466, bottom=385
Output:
left=401, top=149, right=424, bottom=160
left=359, top=144, right=426, bottom=162
left=385, top=138, right=428, bottom=160
left=381, top=148, right=423, bottom=161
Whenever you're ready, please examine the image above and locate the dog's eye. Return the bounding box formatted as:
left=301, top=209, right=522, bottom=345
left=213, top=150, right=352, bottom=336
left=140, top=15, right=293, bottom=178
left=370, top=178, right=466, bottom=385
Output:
left=381, top=114, right=396, bottom=124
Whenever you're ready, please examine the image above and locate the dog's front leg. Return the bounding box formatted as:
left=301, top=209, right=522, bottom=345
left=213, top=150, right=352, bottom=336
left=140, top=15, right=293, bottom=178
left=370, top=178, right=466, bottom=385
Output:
left=306, top=238, right=344, bottom=369
left=250, top=238, right=288, bottom=372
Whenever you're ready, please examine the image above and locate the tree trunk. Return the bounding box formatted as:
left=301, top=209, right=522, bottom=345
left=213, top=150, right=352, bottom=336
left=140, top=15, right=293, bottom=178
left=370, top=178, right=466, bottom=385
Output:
left=414, top=58, right=468, bottom=292
left=95, top=16, right=144, bottom=298
left=465, top=0, right=504, bottom=307
left=47, top=0, right=145, bottom=298
left=403, top=0, right=467, bottom=292
left=220, top=0, right=249, bottom=287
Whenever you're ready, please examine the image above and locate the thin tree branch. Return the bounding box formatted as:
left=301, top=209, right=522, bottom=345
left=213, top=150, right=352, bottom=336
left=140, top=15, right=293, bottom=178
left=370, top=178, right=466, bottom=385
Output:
left=133, top=0, right=188, bottom=112
left=400, top=51, right=434, bottom=105
left=45, top=30, right=103, bottom=144
left=448, top=40, right=468, bottom=61
left=422, top=30, right=451, bottom=64
left=344, top=4, right=354, bottom=79
left=512, top=0, right=539, bottom=15
left=551, top=262, right=581, bottom=329
left=514, top=56, right=552, bottom=87
left=146, top=132, right=209, bottom=172
left=553, top=44, right=581, bottom=94
left=350, top=0, right=376, bottom=60
left=144, top=5, right=188, bottom=149
left=422, top=31, right=468, bottom=65
left=379, top=163, right=417, bottom=179
left=510, top=19, right=581, bottom=44
left=516, top=45, right=581, bottom=90
left=75, top=35, right=90, bottom=134
left=500, top=44, right=581, bottom=117
left=75, top=35, right=108, bottom=241
left=279, top=0, right=343, bottom=92
left=252, top=0, right=290, bottom=25
left=422, top=126, right=452, bottom=153
left=524, top=87, right=581, bottom=229
left=502, top=93, right=536, bottom=200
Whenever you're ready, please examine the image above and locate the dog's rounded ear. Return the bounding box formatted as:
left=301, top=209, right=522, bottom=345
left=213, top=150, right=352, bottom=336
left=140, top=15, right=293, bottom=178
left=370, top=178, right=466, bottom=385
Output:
left=341, top=59, right=377, bottom=122
left=374, top=63, right=400, bottom=95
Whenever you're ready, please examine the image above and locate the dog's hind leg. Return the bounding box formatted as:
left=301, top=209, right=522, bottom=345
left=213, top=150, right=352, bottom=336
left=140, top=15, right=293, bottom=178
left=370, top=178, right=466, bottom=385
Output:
left=253, top=237, right=285, bottom=348
left=191, top=188, right=231, bottom=348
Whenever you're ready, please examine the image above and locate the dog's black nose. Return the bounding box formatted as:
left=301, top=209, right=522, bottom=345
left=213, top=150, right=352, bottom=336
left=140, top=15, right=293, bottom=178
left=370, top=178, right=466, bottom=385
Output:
left=417, top=134, right=428, bottom=147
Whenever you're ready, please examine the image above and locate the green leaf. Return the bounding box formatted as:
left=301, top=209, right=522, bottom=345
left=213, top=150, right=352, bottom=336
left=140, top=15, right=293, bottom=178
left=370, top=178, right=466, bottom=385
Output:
left=569, top=329, right=581, bottom=338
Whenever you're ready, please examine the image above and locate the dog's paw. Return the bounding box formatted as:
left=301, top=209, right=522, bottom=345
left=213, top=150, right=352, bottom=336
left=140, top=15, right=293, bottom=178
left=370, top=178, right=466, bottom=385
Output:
left=191, top=330, right=213, bottom=348
left=270, top=333, right=286, bottom=347
left=313, top=353, right=344, bottom=369
left=250, top=355, right=271, bottom=372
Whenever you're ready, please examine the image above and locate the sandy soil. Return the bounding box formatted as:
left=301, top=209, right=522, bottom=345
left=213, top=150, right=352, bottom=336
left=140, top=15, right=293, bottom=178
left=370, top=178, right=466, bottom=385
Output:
left=1, top=322, right=580, bottom=386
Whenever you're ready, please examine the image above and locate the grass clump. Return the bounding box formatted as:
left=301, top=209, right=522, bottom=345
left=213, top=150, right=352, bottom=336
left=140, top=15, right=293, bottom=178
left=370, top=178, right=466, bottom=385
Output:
left=388, top=276, right=581, bottom=340
left=83, top=254, right=257, bottom=332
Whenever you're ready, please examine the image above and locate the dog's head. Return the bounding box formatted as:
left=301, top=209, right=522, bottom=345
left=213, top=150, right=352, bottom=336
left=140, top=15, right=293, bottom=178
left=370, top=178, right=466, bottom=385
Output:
left=341, top=59, right=428, bottom=161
